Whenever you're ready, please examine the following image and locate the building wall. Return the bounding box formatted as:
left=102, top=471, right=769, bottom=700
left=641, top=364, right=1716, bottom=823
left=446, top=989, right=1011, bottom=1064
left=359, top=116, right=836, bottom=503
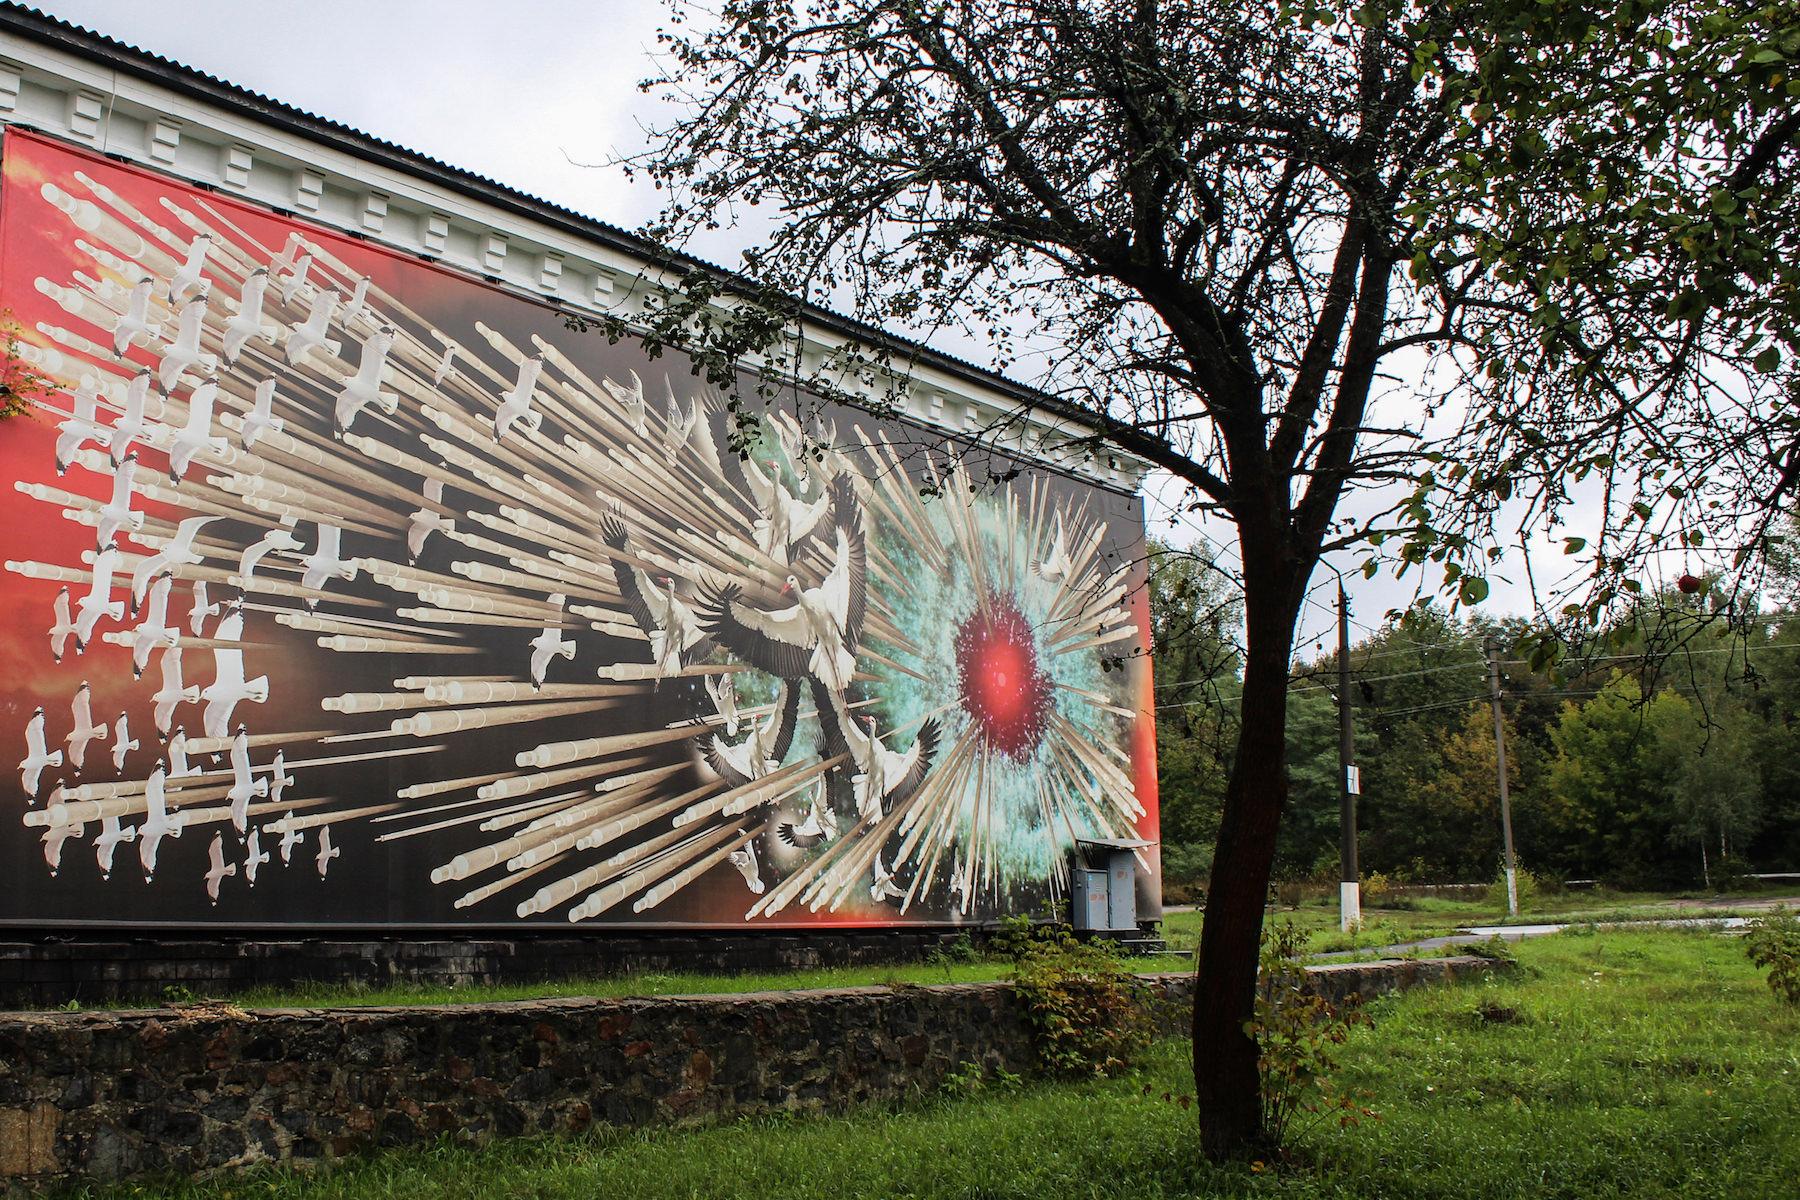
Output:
left=0, top=13, right=1159, bottom=935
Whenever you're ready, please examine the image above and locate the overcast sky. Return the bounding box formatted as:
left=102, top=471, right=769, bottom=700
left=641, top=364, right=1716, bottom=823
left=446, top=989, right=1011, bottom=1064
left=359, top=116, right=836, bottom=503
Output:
left=28, top=0, right=1626, bottom=658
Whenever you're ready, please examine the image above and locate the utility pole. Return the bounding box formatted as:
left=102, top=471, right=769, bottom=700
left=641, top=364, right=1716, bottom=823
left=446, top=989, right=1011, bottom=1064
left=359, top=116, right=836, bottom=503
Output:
left=1485, top=636, right=1520, bottom=917
left=1338, top=583, right=1360, bottom=932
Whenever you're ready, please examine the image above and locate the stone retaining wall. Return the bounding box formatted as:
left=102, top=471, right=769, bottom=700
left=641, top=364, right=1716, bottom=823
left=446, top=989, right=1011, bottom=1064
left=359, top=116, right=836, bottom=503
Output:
left=0, top=956, right=1505, bottom=1188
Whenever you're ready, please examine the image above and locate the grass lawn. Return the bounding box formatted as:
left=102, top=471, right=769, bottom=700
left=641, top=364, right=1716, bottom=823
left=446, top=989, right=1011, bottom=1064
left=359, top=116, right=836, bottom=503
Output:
left=62, top=929, right=1800, bottom=1199
left=1159, top=886, right=1799, bottom=956
left=43, top=958, right=1013, bottom=1013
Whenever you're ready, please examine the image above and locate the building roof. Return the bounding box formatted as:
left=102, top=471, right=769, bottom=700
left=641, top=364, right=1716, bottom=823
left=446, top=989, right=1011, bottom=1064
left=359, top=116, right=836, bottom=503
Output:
left=0, top=2, right=1137, bottom=476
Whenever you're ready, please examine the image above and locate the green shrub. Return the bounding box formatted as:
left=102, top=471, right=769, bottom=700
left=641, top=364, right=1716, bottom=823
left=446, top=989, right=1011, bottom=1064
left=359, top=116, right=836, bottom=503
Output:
left=1487, top=865, right=1545, bottom=911
left=927, top=933, right=980, bottom=971
left=1744, top=908, right=1800, bottom=1006
left=1361, top=871, right=1394, bottom=907
left=1159, top=842, right=1212, bottom=905
left=1008, top=927, right=1152, bottom=1078
left=1247, top=919, right=1374, bottom=1151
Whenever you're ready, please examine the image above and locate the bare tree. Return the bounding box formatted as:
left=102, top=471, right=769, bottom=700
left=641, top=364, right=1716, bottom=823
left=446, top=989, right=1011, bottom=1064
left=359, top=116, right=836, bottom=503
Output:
left=615, top=0, right=1782, bottom=1154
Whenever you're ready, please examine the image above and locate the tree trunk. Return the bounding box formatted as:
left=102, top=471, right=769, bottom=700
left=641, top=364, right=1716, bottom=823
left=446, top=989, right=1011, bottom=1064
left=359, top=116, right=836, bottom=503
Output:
left=1192, top=554, right=1301, bottom=1158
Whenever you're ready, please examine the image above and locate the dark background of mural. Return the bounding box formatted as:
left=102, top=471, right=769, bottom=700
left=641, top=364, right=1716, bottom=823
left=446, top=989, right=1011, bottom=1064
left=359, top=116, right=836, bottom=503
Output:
left=0, top=129, right=1156, bottom=929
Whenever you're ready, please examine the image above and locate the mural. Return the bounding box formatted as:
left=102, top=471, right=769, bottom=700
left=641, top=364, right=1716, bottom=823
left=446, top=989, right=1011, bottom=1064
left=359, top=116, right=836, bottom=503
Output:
left=0, top=129, right=1157, bottom=929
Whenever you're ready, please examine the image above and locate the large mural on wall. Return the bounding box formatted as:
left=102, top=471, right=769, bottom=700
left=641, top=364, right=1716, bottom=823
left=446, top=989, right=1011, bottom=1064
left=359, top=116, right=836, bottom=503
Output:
left=0, top=128, right=1157, bottom=929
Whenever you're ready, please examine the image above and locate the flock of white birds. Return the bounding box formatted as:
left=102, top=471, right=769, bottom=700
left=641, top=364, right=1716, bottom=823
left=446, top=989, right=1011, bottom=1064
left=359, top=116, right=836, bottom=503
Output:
left=6, top=144, right=1147, bottom=924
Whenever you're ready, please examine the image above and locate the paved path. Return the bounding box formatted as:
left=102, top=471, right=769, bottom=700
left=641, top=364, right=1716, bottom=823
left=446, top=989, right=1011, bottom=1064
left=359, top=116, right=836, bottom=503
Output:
left=1313, top=915, right=1757, bottom=961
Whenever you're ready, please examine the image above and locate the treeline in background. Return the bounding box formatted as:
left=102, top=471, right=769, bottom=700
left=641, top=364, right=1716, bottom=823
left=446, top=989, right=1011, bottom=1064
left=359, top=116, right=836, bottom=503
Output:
left=1152, top=542, right=1800, bottom=902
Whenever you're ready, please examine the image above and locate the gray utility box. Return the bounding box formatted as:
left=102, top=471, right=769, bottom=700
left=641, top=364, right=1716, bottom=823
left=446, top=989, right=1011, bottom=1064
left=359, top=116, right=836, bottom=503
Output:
left=1069, top=838, right=1156, bottom=932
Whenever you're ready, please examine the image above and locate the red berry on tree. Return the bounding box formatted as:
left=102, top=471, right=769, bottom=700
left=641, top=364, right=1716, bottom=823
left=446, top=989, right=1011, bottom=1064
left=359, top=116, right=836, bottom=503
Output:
left=1676, top=574, right=1703, bottom=595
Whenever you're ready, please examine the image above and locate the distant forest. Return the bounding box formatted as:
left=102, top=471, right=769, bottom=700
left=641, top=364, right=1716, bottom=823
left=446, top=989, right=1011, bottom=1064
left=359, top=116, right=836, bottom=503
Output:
left=1152, top=539, right=1800, bottom=898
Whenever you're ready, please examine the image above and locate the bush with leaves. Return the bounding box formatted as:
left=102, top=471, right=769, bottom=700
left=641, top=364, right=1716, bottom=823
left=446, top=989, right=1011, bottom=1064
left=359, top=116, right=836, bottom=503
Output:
left=0, top=317, right=52, bottom=421
left=1246, top=920, right=1375, bottom=1152
left=1744, top=908, right=1800, bottom=1006
left=1007, top=926, right=1153, bottom=1079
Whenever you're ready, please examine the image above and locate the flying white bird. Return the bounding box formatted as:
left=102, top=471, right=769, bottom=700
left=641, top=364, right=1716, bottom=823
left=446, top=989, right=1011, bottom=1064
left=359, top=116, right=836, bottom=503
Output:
left=129, top=573, right=179, bottom=677
left=776, top=782, right=838, bottom=849
left=661, top=376, right=701, bottom=456
left=277, top=813, right=302, bottom=864
left=663, top=379, right=724, bottom=478
left=948, top=858, right=968, bottom=909
left=700, top=481, right=864, bottom=693
left=166, top=378, right=228, bottom=481
left=651, top=577, right=707, bottom=678
left=136, top=763, right=183, bottom=879
left=270, top=231, right=306, bottom=277
left=1036, top=511, right=1075, bottom=582
left=430, top=335, right=460, bottom=386
left=157, top=293, right=216, bottom=393
left=528, top=594, right=576, bottom=688
left=165, top=725, right=193, bottom=779
left=152, top=649, right=198, bottom=736
left=871, top=853, right=905, bottom=903
left=49, top=586, right=76, bottom=662
left=168, top=232, right=212, bottom=305
left=130, top=515, right=219, bottom=611
left=93, top=814, right=136, bottom=879
left=845, top=712, right=939, bottom=826
left=201, top=603, right=269, bottom=737
left=243, top=827, right=271, bottom=887
left=341, top=275, right=372, bottom=328
left=600, top=369, right=650, bottom=437
left=285, top=287, right=340, bottom=367
left=18, top=707, right=62, bottom=798
left=41, top=819, right=84, bottom=876
left=315, top=825, right=339, bottom=878
left=268, top=749, right=295, bottom=805
left=53, top=376, right=110, bottom=473
left=494, top=355, right=545, bottom=441
left=74, top=546, right=126, bottom=650
left=204, top=831, right=236, bottom=904
left=278, top=251, right=313, bottom=304
left=334, top=326, right=398, bottom=434
left=743, top=455, right=830, bottom=565
left=111, top=277, right=161, bottom=354
left=93, top=451, right=145, bottom=549
left=109, top=711, right=138, bottom=774
left=298, top=523, right=358, bottom=604
left=729, top=840, right=765, bottom=894
left=188, top=580, right=219, bottom=635
left=222, top=267, right=278, bottom=364
left=64, top=681, right=106, bottom=773
left=226, top=725, right=268, bottom=834
left=702, top=685, right=801, bottom=789
left=406, top=478, right=454, bottom=562
left=240, top=378, right=283, bottom=449
left=598, top=514, right=714, bottom=677
left=235, top=524, right=303, bottom=589
left=106, top=370, right=154, bottom=466
left=705, top=673, right=741, bottom=738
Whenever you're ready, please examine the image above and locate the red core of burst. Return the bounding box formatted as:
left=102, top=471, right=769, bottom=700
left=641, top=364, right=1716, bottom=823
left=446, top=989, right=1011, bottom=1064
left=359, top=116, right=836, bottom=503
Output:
left=955, top=598, right=1050, bottom=758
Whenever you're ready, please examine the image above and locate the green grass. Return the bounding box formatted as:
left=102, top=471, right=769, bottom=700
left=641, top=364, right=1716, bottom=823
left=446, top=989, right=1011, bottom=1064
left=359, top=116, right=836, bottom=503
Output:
left=58, top=929, right=1800, bottom=1200
left=1160, top=886, right=1798, bottom=956
left=48, top=959, right=1014, bottom=1013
